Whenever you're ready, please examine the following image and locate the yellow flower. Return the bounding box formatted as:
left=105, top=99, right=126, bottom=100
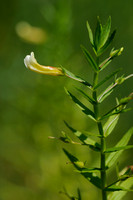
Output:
left=24, top=52, right=64, bottom=76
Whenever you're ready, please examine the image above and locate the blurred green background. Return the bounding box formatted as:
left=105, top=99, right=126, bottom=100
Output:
left=0, top=0, right=133, bottom=199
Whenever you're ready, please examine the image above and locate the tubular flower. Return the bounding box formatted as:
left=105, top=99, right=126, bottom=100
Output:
left=24, top=52, right=64, bottom=76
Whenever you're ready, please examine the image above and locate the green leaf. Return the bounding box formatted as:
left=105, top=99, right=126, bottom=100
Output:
left=59, top=131, right=81, bottom=145
left=99, top=57, right=112, bottom=70
left=98, top=74, right=128, bottom=103
left=108, top=177, right=133, bottom=200
left=81, top=45, right=99, bottom=71
left=110, top=47, right=124, bottom=58
left=98, top=30, right=116, bottom=56
left=94, top=69, right=121, bottom=90
left=105, top=185, right=133, bottom=192
left=65, top=89, right=96, bottom=121
left=60, top=187, right=81, bottom=200
left=103, top=114, right=120, bottom=137
left=63, top=148, right=85, bottom=169
left=101, top=104, right=122, bottom=120
left=98, top=82, right=116, bottom=103
left=76, top=167, right=101, bottom=173
left=59, top=131, right=73, bottom=143
left=98, top=16, right=111, bottom=49
left=64, top=121, right=101, bottom=151
left=106, top=127, right=133, bottom=168
left=94, top=16, right=102, bottom=51
left=63, top=148, right=101, bottom=189
left=75, top=87, right=96, bottom=105
left=77, top=188, right=82, bottom=200
left=105, top=145, right=133, bottom=153
left=101, top=95, right=133, bottom=120
left=80, top=171, right=101, bottom=189
left=62, top=67, right=92, bottom=88
left=86, top=21, right=94, bottom=45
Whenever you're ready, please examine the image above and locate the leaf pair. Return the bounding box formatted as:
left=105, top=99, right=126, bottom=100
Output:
left=98, top=74, right=133, bottom=103
left=87, top=17, right=116, bottom=56
left=64, top=121, right=101, bottom=152
left=106, top=127, right=133, bottom=168
left=108, top=177, right=133, bottom=200
left=63, top=148, right=102, bottom=189
left=65, top=89, right=96, bottom=121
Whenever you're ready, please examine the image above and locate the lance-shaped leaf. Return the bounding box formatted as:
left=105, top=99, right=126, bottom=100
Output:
left=103, top=114, right=120, bottom=137
left=62, top=67, right=92, bottom=88
left=75, top=87, right=96, bottom=105
left=97, top=30, right=116, bottom=56
left=98, top=16, right=111, bottom=50
left=59, top=131, right=81, bottom=145
left=65, top=89, right=96, bottom=121
left=101, top=104, right=122, bottom=120
left=94, top=69, right=121, bottom=90
left=105, top=185, right=133, bottom=192
left=94, top=16, right=102, bottom=51
left=63, top=148, right=101, bottom=189
left=108, top=177, right=133, bottom=200
left=98, top=74, right=133, bottom=103
left=64, top=121, right=101, bottom=151
left=100, top=46, right=123, bottom=69
left=98, top=82, right=117, bottom=103
left=76, top=167, right=101, bottom=173
left=104, top=145, right=133, bottom=153
left=60, top=187, right=82, bottom=200
left=86, top=21, right=94, bottom=46
left=99, top=56, right=112, bottom=70
left=101, top=94, right=133, bottom=120
left=98, top=74, right=130, bottom=103
left=77, top=188, right=82, bottom=200
left=81, top=45, right=99, bottom=71
left=106, top=127, right=133, bottom=168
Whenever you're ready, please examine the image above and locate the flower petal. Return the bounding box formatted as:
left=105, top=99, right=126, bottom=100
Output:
left=24, top=52, right=64, bottom=76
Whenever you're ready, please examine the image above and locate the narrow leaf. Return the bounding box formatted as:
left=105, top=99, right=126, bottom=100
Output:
left=105, top=145, right=133, bottom=153
left=105, top=185, right=133, bottom=192
left=94, top=69, right=121, bottom=90
left=75, top=87, right=96, bottom=105
left=98, top=82, right=117, bottom=103
left=99, top=57, right=112, bottom=71
left=76, top=167, right=101, bottom=173
left=94, top=16, right=102, bottom=51
left=59, top=131, right=81, bottom=145
left=98, top=16, right=111, bottom=49
left=108, top=177, right=133, bottom=200
left=65, top=89, right=96, bottom=121
left=64, top=121, right=101, bottom=151
left=101, top=95, right=133, bottom=120
left=103, top=114, right=120, bottom=137
left=106, top=127, right=133, bottom=168
left=97, top=30, right=116, bottom=56
left=63, top=148, right=101, bottom=188
left=77, top=188, right=82, bottom=200
left=101, top=104, right=122, bottom=120
left=62, top=67, right=92, bottom=88
left=81, top=45, right=99, bottom=71
left=86, top=21, right=94, bottom=45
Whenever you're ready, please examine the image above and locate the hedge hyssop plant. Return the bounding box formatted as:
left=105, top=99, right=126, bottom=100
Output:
left=24, top=17, right=133, bottom=200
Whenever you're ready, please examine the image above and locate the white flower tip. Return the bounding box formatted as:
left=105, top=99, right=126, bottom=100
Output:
left=24, top=52, right=37, bottom=69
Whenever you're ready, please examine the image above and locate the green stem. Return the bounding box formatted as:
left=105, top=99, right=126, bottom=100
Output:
left=92, top=69, right=107, bottom=199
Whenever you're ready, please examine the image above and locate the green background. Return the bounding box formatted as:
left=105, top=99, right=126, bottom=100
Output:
left=0, top=0, right=133, bottom=199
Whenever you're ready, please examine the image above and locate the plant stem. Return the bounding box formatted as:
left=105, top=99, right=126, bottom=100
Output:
left=93, top=70, right=107, bottom=200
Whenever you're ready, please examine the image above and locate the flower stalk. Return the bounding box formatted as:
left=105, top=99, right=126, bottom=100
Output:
left=93, top=61, right=107, bottom=200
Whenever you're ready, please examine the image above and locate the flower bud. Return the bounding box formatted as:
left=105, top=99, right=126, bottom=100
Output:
left=110, top=47, right=124, bottom=58
left=24, top=52, right=64, bottom=76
